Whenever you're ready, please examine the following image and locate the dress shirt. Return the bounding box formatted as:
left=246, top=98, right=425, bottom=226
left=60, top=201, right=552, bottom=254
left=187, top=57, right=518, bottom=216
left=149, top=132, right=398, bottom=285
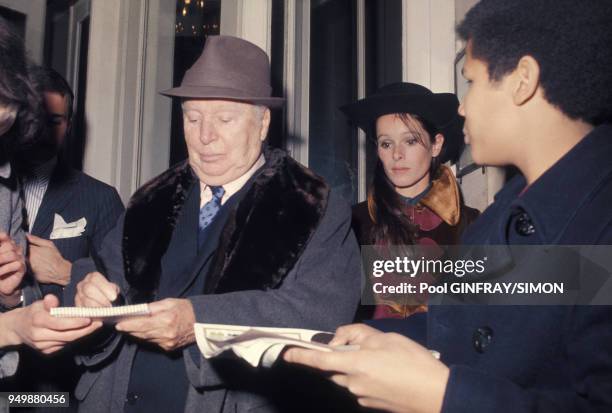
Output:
left=22, top=157, right=57, bottom=229
left=199, top=154, right=265, bottom=207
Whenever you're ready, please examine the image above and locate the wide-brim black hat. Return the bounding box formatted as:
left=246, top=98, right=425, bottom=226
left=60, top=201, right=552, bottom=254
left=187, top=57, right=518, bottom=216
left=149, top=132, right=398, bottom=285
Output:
left=340, top=82, right=465, bottom=164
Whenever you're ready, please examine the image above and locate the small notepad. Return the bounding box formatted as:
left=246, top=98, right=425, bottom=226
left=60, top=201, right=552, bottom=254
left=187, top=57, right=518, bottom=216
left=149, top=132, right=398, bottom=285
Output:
left=50, top=304, right=151, bottom=319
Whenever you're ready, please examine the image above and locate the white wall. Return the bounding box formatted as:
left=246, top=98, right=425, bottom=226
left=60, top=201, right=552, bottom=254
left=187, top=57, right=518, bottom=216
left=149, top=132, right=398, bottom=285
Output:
left=402, top=0, right=456, bottom=93
left=83, top=0, right=174, bottom=201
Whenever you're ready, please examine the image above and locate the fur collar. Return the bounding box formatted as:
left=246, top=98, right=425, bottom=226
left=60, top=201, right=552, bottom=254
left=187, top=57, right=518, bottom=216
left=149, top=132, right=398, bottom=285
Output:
left=122, top=148, right=329, bottom=302
left=420, top=165, right=461, bottom=226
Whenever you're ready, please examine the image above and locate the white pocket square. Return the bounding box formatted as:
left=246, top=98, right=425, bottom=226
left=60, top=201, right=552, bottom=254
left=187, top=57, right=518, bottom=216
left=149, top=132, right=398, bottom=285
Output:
left=50, top=214, right=87, bottom=240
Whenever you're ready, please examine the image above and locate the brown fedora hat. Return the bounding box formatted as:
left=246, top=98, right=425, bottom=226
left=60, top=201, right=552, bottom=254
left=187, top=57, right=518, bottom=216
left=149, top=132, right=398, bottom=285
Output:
left=161, top=35, right=284, bottom=108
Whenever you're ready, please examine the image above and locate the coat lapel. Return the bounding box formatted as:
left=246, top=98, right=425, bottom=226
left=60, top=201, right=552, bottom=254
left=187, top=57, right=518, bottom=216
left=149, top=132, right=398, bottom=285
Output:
left=31, top=167, right=79, bottom=236
left=122, top=149, right=330, bottom=302
left=123, top=161, right=196, bottom=303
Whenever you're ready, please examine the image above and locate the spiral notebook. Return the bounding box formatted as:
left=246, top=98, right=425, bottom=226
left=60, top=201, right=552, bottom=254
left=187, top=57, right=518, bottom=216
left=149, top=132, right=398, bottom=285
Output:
left=50, top=304, right=151, bottom=321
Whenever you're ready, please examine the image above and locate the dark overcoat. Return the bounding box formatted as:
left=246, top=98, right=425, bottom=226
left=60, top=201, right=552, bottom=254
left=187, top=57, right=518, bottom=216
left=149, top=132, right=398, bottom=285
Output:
left=64, top=149, right=361, bottom=413
left=432, top=124, right=612, bottom=412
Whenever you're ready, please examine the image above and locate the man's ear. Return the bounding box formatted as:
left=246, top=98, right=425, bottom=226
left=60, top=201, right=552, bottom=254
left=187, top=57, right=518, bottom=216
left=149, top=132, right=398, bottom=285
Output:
left=512, top=55, right=540, bottom=106
left=259, top=108, right=271, bottom=141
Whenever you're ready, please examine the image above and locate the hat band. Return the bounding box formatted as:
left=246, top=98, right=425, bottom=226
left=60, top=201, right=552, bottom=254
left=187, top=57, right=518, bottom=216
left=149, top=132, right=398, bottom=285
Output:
left=182, top=68, right=272, bottom=97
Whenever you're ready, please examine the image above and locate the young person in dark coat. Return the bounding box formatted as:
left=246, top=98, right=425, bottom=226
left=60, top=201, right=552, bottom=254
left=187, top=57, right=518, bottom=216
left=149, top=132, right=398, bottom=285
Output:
left=344, top=83, right=479, bottom=320
left=284, top=1, right=612, bottom=412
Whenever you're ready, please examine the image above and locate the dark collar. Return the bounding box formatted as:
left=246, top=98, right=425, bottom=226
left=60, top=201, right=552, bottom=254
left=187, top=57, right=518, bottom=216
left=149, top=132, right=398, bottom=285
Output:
left=494, top=124, right=612, bottom=243
left=399, top=182, right=432, bottom=206
left=123, top=147, right=330, bottom=302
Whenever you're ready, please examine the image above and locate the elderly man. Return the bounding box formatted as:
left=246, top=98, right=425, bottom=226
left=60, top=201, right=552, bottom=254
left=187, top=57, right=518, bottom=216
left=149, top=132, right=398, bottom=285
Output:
left=67, top=35, right=360, bottom=412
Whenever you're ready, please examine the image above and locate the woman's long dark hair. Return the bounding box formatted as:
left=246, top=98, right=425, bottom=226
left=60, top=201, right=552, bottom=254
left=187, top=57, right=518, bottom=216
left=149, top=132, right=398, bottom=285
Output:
left=367, top=113, right=442, bottom=245
left=0, top=17, right=45, bottom=164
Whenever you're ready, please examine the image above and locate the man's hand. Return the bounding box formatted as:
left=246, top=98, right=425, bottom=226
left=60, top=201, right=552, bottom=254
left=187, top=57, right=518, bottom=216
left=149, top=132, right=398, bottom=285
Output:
left=1, top=294, right=102, bottom=354
left=283, top=324, right=450, bottom=413
left=0, top=232, right=26, bottom=301
left=75, top=271, right=120, bottom=308
left=27, top=234, right=72, bottom=287
left=115, top=298, right=196, bottom=352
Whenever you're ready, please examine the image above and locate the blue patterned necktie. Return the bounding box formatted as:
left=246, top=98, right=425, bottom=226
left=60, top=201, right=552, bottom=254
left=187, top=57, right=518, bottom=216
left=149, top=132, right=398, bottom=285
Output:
left=198, top=186, right=225, bottom=240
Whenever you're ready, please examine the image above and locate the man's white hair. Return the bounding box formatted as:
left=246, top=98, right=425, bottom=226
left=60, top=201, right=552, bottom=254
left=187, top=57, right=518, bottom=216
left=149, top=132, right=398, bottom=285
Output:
left=252, top=104, right=267, bottom=121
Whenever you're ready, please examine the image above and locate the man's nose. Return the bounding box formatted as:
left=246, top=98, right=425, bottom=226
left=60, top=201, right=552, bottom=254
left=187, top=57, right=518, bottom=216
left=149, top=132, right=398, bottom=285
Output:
left=458, top=101, right=466, bottom=116
left=199, top=120, right=216, bottom=144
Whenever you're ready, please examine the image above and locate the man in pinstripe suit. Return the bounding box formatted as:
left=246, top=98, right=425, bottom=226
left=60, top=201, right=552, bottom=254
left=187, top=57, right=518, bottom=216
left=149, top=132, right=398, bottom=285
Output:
left=20, top=66, right=125, bottom=299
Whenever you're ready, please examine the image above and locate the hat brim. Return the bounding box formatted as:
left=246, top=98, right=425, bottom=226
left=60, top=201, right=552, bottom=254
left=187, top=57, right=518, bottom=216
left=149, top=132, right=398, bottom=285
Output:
left=341, top=92, right=465, bottom=164
left=160, top=85, right=285, bottom=108
left=340, top=92, right=458, bottom=130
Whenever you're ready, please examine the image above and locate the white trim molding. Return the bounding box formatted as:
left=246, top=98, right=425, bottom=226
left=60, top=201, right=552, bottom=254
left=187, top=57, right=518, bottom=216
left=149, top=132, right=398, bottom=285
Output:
left=356, top=0, right=367, bottom=201
left=283, top=0, right=310, bottom=166
left=402, top=0, right=456, bottom=92
left=221, top=0, right=272, bottom=55
left=84, top=0, right=173, bottom=201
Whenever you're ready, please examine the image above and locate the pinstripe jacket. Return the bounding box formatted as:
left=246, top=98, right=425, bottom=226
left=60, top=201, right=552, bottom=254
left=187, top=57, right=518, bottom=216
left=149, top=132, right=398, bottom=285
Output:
left=9, top=163, right=124, bottom=399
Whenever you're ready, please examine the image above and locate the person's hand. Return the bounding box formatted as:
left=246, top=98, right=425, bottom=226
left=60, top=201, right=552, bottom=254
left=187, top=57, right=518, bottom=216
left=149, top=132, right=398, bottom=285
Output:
left=75, top=271, right=120, bottom=308
left=283, top=325, right=449, bottom=413
left=1, top=294, right=102, bottom=354
left=27, top=234, right=72, bottom=286
left=115, top=298, right=196, bottom=351
left=0, top=232, right=26, bottom=301
left=328, top=323, right=381, bottom=346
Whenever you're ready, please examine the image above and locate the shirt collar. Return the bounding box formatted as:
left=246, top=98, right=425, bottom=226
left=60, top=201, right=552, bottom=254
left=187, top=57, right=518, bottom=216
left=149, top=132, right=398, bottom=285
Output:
left=495, top=124, right=612, bottom=242
left=0, top=161, right=10, bottom=179
left=200, top=154, right=265, bottom=206
left=399, top=182, right=432, bottom=206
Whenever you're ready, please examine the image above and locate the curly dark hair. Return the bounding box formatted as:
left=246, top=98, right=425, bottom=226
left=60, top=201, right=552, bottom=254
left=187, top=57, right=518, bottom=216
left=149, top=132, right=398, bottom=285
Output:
left=0, top=16, right=45, bottom=162
left=457, top=0, right=612, bottom=125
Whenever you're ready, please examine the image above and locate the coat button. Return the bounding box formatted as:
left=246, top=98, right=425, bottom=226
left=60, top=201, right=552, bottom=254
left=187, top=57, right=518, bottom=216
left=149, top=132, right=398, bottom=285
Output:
left=515, top=211, right=535, bottom=236
left=125, top=392, right=139, bottom=405
left=473, top=326, right=493, bottom=353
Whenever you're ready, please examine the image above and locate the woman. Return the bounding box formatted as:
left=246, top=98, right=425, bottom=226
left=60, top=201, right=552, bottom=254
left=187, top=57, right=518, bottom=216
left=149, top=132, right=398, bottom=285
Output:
left=342, top=82, right=479, bottom=320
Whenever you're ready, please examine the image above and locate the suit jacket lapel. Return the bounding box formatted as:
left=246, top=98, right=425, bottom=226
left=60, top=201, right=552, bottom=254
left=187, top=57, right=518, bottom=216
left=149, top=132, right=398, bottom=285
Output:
left=31, top=166, right=80, bottom=237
